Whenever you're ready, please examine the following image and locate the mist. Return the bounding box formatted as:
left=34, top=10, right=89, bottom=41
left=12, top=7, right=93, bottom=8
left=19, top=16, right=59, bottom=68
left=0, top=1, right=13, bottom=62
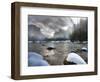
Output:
left=28, top=15, right=87, bottom=41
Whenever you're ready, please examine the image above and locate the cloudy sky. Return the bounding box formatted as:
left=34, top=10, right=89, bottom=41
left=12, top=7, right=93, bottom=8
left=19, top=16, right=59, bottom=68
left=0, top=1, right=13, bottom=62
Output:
left=28, top=15, right=87, bottom=41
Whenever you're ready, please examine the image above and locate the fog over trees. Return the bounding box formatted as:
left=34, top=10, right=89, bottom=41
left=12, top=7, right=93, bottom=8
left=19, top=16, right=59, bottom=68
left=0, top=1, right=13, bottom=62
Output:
left=28, top=15, right=88, bottom=42
left=70, top=18, right=88, bottom=42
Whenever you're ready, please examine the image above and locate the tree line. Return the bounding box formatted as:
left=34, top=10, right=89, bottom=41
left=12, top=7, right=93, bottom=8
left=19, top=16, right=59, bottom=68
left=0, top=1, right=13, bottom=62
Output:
left=70, top=18, right=88, bottom=42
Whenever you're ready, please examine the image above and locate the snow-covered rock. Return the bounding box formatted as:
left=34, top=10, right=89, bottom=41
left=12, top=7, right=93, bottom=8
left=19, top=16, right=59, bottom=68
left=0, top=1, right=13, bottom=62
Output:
left=28, top=52, right=49, bottom=66
left=66, top=53, right=86, bottom=64
left=28, top=59, right=49, bottom=66
left=81, top=47, right=88, bottom=52
left=28, top=52, right=43, bottom=60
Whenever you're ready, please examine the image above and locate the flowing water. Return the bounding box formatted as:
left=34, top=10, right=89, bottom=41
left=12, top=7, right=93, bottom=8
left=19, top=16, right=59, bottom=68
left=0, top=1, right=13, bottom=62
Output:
left=28, top=40, right=87, bottom=65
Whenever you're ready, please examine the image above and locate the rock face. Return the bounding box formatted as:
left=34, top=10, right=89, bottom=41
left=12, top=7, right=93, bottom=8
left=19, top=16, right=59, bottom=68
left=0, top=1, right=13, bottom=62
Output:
left=28, top=52, right=49, bottom=66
